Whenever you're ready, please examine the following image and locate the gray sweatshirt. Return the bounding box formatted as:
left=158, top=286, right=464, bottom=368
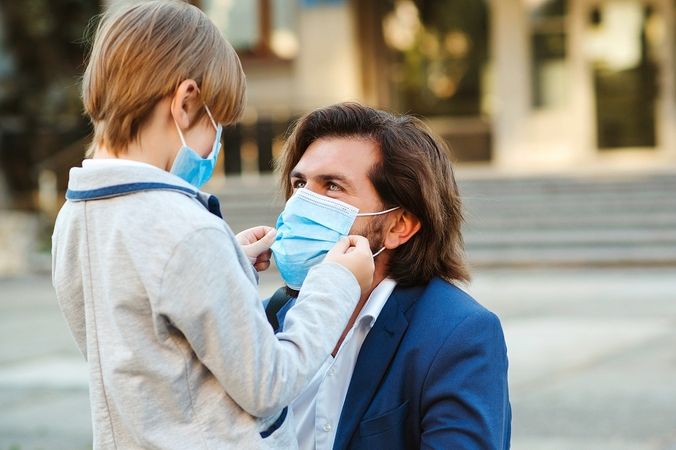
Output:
left=51, top=162, right=360, bottom=449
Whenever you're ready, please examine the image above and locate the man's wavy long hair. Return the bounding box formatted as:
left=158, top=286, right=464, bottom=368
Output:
left=276, top=102, right=470, bottom=286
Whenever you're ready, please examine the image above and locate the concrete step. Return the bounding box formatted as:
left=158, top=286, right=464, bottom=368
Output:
left=459, top=172, right=676, bottom=266
left=465, top=228, right=676, bottom=246
left=467, top=245, right=676, bottom=267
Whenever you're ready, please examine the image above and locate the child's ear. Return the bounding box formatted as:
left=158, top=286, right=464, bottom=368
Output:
left=383, top=210, right=421, bottom=250
left=170, top=79, right=199, bottom=129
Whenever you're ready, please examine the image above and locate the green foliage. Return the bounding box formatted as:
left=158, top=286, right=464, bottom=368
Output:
left=0, top=0, right=100, bottom=123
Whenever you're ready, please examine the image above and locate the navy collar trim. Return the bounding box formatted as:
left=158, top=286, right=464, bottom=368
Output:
left=66, top=182, right=196, bottom=201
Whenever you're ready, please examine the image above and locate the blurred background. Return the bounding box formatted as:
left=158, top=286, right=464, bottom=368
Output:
left=0, top=0, right=675, bottom=449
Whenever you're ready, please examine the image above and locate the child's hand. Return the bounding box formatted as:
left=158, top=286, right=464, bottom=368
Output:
left=236, top=226, right=276, bottom=272
left=324, top=235, right=374, bottom=294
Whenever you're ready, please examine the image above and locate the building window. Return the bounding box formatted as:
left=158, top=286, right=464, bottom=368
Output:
left=586, top=1, right=659, bottom=148
left=530, top=0, right=568, bottom=110
left=383, top=0, right=489, bottom=117
left=203, top=0, right=299, bottom=60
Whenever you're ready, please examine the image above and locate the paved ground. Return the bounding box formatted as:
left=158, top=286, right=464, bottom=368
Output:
left=1, top=266, right=675, bottom=449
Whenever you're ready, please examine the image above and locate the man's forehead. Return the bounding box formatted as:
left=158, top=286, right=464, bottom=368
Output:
left=294, top=137, right=378, bottom=172
left=290, top=138, right=381, bottom=195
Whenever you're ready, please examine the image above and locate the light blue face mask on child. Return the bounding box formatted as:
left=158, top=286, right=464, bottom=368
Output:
left=270, top=188, right=399, bottom=290
left=170, top=103, right=222, bottom=188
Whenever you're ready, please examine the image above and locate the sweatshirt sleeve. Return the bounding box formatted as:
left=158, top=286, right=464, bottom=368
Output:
left=157, top=226, right=360, bottom=418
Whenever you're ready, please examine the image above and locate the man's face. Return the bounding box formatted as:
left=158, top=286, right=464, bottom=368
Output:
left=289, top=137, right=388, bottom=253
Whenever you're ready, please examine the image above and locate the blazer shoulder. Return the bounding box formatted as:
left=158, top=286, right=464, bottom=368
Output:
left=404, top=277, right=500, bottom=333
left=418, top=277, right=489, bottom=313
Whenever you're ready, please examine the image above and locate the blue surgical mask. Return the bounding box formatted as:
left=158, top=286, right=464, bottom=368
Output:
left=271, top=188, right=399, bottom=290
left=170, top=103, right=222, bottom=188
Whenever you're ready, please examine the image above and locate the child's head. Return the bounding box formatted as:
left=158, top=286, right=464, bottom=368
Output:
left=82, top=0, right=246, bottom=156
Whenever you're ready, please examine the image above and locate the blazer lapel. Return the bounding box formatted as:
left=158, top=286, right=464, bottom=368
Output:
left=333, top=284, right=424, bottom=450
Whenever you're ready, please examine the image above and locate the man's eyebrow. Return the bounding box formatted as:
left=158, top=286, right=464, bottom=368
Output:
left=317, top=173, right=353, bottom=189
left=290, top=170, right=355, bottom=190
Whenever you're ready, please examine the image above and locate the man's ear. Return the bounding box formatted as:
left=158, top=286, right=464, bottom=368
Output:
left=383, top=210, right=421, bottom=250
left=170, top=79, right=200, bottom=130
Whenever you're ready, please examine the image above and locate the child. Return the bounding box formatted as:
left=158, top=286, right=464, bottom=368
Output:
left=51, top=1, right=373, bottom=448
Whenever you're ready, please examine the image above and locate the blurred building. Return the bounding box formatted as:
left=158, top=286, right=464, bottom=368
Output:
left=0, top=0, right=672, bottom=274
left=2, top=0, right=675, bottom=207
left=196, top=0, right=676, bottom=170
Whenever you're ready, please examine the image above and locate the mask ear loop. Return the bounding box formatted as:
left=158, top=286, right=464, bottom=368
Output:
left=171, top=97, right=189, bottom=148
left=356, top=206, right=400, bottom=217
left=358, top=206, right=400, bottom=257
left=193, top=88, right=221, bottom=162
left=203, top=103, right=218, bottom=130
left=195, top=86, right=219, bottom=131
left=172, top=87, right=219, bottom=156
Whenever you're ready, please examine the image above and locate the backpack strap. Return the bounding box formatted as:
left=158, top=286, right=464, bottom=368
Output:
left=265, top=287, right=293, bottom=332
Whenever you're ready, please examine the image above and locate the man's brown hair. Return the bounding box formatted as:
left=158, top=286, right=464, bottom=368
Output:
left=277, top=102, right=470, bottom=286
left=82, top=0, right=246, bottom=156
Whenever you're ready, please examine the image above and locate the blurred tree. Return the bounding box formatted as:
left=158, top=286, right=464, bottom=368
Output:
left=0, top=0, right=99, bottom=208
left=0, top=0, right=99, bottom=122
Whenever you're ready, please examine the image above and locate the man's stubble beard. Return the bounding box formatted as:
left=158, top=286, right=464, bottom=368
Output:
left=352, top=214, right=387, bottom=256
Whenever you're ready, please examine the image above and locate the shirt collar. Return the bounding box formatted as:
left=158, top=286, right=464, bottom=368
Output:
left=356, top=278, right=397, bottom=329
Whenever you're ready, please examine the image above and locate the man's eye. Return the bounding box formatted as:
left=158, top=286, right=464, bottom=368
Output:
left=328, top=183, right=340, bottom=191
left=293, top=180, right=306, bottom=189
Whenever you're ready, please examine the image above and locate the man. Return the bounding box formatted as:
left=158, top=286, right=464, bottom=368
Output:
left=268, top=102, right=511, bottom=449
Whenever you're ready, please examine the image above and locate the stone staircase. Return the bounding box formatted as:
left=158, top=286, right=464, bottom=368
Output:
left=209, top=169, right=676, bottom=268
left=460, top=171, right=676, bottom=267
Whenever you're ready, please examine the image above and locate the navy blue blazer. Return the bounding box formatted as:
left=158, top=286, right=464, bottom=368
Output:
left=276, top=277, right=511, bottom=449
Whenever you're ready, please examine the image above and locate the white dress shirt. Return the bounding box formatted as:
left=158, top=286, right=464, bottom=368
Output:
left=292, top=278, right=397, bottom=450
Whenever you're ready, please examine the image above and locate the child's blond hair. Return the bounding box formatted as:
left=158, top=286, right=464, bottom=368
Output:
left=82, top=0, right=246, bottom=157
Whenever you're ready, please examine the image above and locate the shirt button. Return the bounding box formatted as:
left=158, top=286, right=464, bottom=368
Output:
left=322, top=423, right=332, bottom=432
left=327, top=367, right=336, bottom=376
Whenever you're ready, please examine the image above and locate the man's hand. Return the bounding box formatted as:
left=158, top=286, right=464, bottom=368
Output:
left=235, top=226, right=276, bottom=272
left=324, top=235, right=374, bottom=294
